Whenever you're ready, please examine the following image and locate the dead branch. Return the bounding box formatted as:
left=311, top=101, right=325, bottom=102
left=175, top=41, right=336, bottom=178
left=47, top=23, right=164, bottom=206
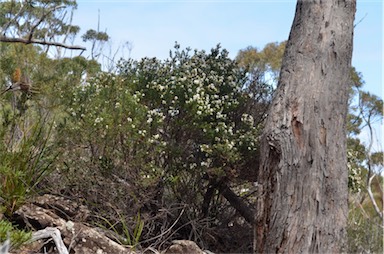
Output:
left=30, top=227, right=69, bottom=254
left=367, top=174, right=384, bottom=223
left=219, top=183, right=256, bottom=224
left=0, top=237, right=10, bottom=254
left=0, top=36, right=86, bottom=50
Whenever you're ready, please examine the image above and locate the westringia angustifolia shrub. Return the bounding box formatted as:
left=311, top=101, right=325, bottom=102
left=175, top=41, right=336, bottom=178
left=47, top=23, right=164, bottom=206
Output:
left=61, top=71, right=165, bottom=181
left=118, top=44, right=262, bottom=187
left=347, top=148, right=363, bottom=193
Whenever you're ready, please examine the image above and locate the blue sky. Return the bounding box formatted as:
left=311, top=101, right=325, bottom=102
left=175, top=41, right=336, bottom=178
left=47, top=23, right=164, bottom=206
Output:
left=72, top=0, right=382, bottom=97
left=72, top=0, right=382, bottom=150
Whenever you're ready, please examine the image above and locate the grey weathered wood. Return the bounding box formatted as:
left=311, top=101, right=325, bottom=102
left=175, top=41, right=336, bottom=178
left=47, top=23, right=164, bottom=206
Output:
left=255, top=0, right=356, bottom=253
left=31, top=227, right=69, bottom=254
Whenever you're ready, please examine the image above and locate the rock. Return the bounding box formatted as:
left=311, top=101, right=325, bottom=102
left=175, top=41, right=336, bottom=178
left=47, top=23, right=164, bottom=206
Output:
left=14, top=195, right=131, bottom=254
left=164, top=240, right=205, bottom=254
left=34, top=194, right=90, bottom=222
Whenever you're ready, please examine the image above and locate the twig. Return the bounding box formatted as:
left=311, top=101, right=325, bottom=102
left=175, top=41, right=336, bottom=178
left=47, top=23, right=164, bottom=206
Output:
left=142, top=246, right=160, bottom=254
left=28, top=5, right=66, bottom=41
left=0, top=1, right=25, bottom=35
left=354, top=13, right=368, bottom=28
left=138, top=206, right=185, bottom=245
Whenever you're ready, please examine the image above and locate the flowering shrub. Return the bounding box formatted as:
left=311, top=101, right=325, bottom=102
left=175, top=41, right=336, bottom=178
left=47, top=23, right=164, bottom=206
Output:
left=59, top=71, right=165, bottom=183
left=55, top=45, right=266, bottom=247
left=347, top=148, right=363, bottom=193
left=118, top=44, right=263, bottom=206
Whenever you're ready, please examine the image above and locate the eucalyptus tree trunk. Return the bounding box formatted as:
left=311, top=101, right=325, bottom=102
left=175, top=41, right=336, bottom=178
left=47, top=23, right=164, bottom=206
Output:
left=255, top=0, right=356, bottom=253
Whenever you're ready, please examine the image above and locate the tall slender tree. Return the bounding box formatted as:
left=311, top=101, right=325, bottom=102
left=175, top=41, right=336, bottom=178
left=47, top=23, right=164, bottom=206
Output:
left=255, top=0, right=356, bottom=253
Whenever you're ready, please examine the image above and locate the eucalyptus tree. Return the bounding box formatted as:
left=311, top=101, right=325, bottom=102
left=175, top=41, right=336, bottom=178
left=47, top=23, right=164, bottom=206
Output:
left=255, top=0, right=356, bottom=252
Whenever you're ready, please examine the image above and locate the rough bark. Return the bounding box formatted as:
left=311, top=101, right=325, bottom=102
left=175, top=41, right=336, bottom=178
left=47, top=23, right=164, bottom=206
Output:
left=255, top=0, right=356, bottom=253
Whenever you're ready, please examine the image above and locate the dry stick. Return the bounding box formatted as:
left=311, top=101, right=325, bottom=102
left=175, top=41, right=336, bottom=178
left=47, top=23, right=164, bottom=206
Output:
left=30, top=227, right=69, bottom=254
left=59, top=8, right=76, bottom=57
left=0, top=237, right=10, bottom=254
left=367, top=175, right=384, bottom=223
left=139, top=206, right=186, bottom=245
left=67, top=228, right=84, bottom=253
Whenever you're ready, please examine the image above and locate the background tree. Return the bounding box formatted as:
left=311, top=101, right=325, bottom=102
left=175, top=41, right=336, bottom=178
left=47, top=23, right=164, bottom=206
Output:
left=0, top=0, right=85, bottom=54
left=236, top=41, right=286, bottom=85
left=255, top=0, right=356, bottom=253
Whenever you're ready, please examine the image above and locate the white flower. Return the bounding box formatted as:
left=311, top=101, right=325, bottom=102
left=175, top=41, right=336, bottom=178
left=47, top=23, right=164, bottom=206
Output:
left=227, top=141, right=235, bottom=149
left=200, top=144, right=209, bottom=152
left=241, top=113, right=254, bottom=126
left=168, top=109, right=179, bottom=117
left=94, top=117, right=103, bottom=124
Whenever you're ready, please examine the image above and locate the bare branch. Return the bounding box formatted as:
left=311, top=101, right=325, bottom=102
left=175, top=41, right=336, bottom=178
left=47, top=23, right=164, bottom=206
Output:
left=367, top=174, right=384, bottom=223
left=219, top=183, right=256, bottom=224
left=354, top=12, right=368, bottom=28
left=0, top=35, right=86, bottom=51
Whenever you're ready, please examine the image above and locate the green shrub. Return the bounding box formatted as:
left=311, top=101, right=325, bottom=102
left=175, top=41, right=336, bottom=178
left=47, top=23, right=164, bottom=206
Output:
left=118, top=44, right=263, bottom=196
left=347, top=205, right=383, bottom=253
left=0, top=113, right=55, bottom=216
left=0, top=219, right=31, bottom=251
